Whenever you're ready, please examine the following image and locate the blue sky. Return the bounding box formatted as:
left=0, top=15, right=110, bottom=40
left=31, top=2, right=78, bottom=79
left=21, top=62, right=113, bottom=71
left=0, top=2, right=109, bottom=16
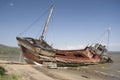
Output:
left=0, top=0, right=120, bottom=51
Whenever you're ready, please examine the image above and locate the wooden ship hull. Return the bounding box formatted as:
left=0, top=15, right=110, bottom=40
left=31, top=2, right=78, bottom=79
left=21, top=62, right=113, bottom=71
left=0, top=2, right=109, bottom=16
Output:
left=16, top=5, right=112, bottom=68
left=16, top=37, right=112, bottom=68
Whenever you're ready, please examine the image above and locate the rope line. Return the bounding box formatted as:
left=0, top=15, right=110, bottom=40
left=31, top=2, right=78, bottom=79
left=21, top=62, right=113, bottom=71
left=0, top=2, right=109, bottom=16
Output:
left=18, top=9, right=49, bottom=37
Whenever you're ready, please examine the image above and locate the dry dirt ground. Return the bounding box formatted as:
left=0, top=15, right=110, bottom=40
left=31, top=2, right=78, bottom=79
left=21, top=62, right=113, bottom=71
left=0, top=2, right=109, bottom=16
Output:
left=0, top=62, right=109, bottom=80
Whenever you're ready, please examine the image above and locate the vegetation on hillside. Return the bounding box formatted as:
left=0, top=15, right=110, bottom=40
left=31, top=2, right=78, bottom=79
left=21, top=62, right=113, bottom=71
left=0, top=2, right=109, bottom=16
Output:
left=0, top=44, right=20, bottom=54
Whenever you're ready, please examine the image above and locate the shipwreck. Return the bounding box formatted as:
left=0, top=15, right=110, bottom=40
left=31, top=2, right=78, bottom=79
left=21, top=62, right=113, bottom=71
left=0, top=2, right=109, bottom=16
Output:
left=16, top=5, right=112, bottom=68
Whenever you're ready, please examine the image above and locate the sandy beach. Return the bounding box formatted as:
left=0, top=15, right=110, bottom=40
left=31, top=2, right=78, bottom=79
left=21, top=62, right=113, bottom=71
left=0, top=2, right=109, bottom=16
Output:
left=0, top=63, right=119, bottom=80
left=0, top=64, right=106, bottom=80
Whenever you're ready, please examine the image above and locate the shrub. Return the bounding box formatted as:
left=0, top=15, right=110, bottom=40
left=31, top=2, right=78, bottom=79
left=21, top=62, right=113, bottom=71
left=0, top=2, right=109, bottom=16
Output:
left=0, top=66, right=6, bottom=75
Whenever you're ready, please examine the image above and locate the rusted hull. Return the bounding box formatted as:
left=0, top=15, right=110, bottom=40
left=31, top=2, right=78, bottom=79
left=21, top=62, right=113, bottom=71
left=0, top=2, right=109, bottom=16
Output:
left=16, top=37, right=112, bottom=67
left=56, top=49, right=100, bottom=62
left=16, top=37, right=55, bottom=57
left=21, top=48, right=100, bottom=66
left=20, top=46, right=43, bottom=64
left=55, top=49, right=101, bottom=66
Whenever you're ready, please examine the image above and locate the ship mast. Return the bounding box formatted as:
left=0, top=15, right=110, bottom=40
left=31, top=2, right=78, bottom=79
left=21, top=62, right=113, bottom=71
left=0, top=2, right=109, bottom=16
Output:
left=39, top=5, right=54, bottom=40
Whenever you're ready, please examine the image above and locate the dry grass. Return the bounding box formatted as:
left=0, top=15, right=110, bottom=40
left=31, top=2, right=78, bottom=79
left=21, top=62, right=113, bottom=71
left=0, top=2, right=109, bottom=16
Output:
left=0, top=74, right=22, bottom=80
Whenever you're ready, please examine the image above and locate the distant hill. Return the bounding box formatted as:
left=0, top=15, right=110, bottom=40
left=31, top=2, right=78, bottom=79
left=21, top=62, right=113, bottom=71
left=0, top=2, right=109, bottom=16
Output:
left=0, top=44, right=20, bottom=54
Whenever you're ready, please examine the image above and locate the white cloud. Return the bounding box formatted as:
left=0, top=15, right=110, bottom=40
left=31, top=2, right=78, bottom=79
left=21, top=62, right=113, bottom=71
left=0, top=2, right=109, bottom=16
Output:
left=109, top=43, right=120, bottom=51
left=59, top=44, right=87, bottom=50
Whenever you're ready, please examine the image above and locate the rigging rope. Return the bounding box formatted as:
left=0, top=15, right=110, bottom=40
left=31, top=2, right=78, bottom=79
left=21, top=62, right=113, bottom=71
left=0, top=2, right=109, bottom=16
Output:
left=35, top=28, right=42, bottom=38
left=18, top=9, right=49, bottom=37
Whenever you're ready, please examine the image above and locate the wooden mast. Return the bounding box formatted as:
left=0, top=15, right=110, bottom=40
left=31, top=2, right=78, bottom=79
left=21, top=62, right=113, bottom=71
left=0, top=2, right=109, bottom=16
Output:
left=39, top=5, right=54, bottom=40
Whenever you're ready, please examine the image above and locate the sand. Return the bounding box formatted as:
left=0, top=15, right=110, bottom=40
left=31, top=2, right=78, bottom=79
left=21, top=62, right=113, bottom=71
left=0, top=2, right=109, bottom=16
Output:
left=0, top=63, right=110, bottom=80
